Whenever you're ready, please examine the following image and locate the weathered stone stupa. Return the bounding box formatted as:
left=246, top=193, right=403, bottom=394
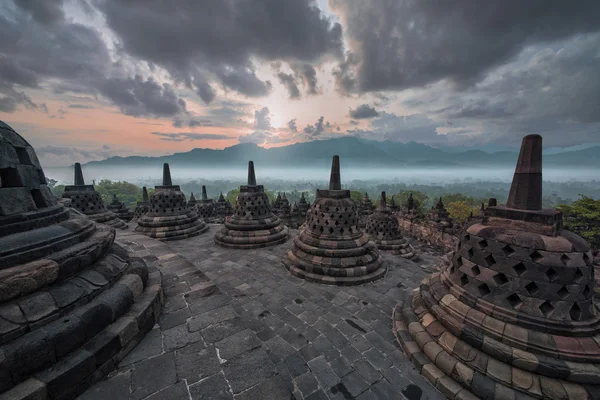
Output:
left=393, top=135, right=600, bottom=399
left=279, top=192, right=291, bottom=217
left=389, top=195, right=399, bottom=212
left=62, top=163, right=127, bottom=230
left=106, top=194, right=134, bottom=222
left=214, top=161, right=289, bottom=249
left=187, top=192, right=197, bottom=208
left=135, top=163, right=208, bottom=241
left=214, top=192, right=233, bottom=219
left=195, top=185, right=215, bottom=221
left=429, top=197, right=453, bottom=228
left=283, top=156, right=385, bottom=285
left=132, top=186, right=150, bottom=221
left=297, top=192, right=310, bottom=215
left=0, top=121, right=160, bottom=399
left=365, top=192, right=417, bottom=260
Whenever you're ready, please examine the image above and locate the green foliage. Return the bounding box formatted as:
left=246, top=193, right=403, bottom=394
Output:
left=441, top=193, right=487, bottom=208
left=45, top=177, right=58, bottom=189
left=391, top=191, right=430, bottom=214
left=446, top=201, right=472, bottom=223
left=557, top=195, right=600, bottom=249
left=50, top=185, right=66, bottom=196
left=94, top=180, right=142, bottom=209
left=349, top=191, right=363, bottom=204
left=225, top=189, right=240, bottom=205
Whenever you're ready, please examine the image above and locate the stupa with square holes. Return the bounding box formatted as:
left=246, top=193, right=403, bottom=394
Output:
left=214, top=161, right=289, bottom=249
left=132, top=186, right=151, bottom=222
left=282, top=156, right=385, bottom=285
left=365, top=191, right=417, bottom=260
left=0, top=121, right=160, bottom=400
left=393, top=134, right=600, bottom=399
left=135, top=163, right=208, bottom=241
left=62, top=163, right=127, bottom=230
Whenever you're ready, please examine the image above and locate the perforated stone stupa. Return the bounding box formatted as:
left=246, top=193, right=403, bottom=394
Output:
left=0, top=121, right=160, bottom=400
left=365, top=192, right=417, bottom=260
left=135, top=163, right=208, bottom=241
left=106, top=194, right=134, bottom=222
left=214, top=161, right=289, bottom=249
left=62, top=163, right=127, bottom=230
left=393, top=134, right=600, bottom=399
left=214, top=192, right=233, bottom=220
left=297, top=192, right=310, bottom=216
left=187, top=192, right=197, bottom=208
left=282, top=156, right=385, bottom=285
left=132, top=186, right=150, bottom=221
left=194, top=185, right=215, bottom=221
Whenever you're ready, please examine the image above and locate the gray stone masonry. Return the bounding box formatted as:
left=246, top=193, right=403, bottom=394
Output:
left=80, top=224, right=446, bottom=400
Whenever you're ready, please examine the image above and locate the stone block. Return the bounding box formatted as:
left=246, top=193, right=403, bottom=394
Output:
left=0, top=187, right=36, bottom=216
left=0, top=377, right=47, bottom=400
left=35, top=349, right=96, bottom=400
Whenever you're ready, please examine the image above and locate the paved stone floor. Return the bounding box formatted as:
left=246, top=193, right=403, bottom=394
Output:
left=80, top=224, right=446, bottom=400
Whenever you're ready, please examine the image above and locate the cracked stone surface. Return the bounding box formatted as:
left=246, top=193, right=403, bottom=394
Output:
left=80, top=225, right=446, bottom=400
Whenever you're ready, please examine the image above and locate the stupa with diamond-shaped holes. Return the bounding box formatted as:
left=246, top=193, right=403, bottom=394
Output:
left=135, top=163, right=207, bottom=241
left=214, top=161, right=288, bottom=249
left=365, top=191, right=417, bottom=260
left=62, top=163, right=127, bottom=229
left=393, top=134, right=600, bottom=399
left=282, top=155, right=385, bottom=285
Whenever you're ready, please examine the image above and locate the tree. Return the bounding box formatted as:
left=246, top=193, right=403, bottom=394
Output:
left=45, top=177, right=58, bottom=189
left=447, top=201, right=472, bottom=224
left=350, top=191, right=363, bottom=204
left=225, top=189, right=240, bottom=205
left=391, top=190, right=430, bottom=214
left=95, top=180, right=142, bottom=209
left=557, top=195, right=600, bottom=250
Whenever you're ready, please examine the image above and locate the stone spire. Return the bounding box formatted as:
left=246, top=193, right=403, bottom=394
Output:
left=247, top=160, right=257, bottom=186
left=201, top=185, right=208, bottom=201
left=507, top=134, right=542, bottom=210
left=407, top=192, right=414, bottom=211
left=74, top=162, right=85, bottom=185
left=162, top=163, right=172, bottom=186
left=142, top=186, right=149, bottom=202
left=378, top=191, right=387, bottom=211
left=329, top=155, right=341, bottom=190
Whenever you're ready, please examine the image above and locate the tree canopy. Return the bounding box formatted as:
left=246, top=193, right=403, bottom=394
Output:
left=557, top=195, right=600, bottom=250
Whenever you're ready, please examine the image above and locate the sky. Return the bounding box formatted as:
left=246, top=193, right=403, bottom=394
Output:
left=1, top=0, right=600, bottom=167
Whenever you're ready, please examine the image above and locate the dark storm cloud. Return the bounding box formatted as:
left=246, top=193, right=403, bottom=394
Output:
left=0, top=2, right=189, bottom=118
left=278, top=72, right=301, bottom=99
left=330, top=0, right=600, bottom=93
left=96, top=0, right=342, bottom=100
left=150, top=132, right=235, bottom=142
left=303, top=116, right=326, bottom=137
left=13, top=0, right=65, bottom=26
left=292, top=64, right=320, bottom=95
left=349, top=104, right=379, bottom=119
left=254, top=107, right=272, bottom=130
left=288, top=119, right=298, bottom=132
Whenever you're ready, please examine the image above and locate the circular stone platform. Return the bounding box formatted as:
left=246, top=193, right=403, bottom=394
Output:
left=282, top=156, right=385, bottom=285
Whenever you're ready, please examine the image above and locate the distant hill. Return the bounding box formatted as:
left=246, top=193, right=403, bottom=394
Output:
left=85, top=136, right=600, bottom=169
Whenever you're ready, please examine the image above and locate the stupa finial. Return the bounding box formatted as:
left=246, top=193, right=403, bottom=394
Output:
left=142, top=187, right=149, bottom=202
left=74, top=162, right=85, bottom=185
left=247, top=161, right=256, bottom=186
left=162, top=163, right=172, bottom=186
left=202, top=185, right=208, bottom=200
left=507, top=134, right=542, bottom=210
left=329, top=155, right=341, bottom=190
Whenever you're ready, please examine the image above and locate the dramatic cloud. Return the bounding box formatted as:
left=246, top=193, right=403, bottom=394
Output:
left=330, top=0, right=600, bottom=93
left=254, top=107, right=272, bottom=130
left=303, top=116, right=326, bottom=137
left=287, top=119, right=298, bottom=132
left=277, top=72, right=301, bottom=99
left=96, top=0, right=342, bottom=100
left=150, top=132, right=235, bottom=142
left=36, top=144, right=115, bottom=167
left=349, top=104, right=379, bottom=119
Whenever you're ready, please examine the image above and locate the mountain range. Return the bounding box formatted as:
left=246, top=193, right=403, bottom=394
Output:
left=85, top=136, right=600, bottom=169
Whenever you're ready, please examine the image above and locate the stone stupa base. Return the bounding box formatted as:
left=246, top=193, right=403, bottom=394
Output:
left=392, top=274, right=599, bottom=400
left=214, top=216, right=289, bottom=249
left=135, top=211, right=208, bottom=241
left=282, top=233, right=386, bottom=286
left=374, top=238, right=418, bottom=260
left=87, top=210, right=128, bottom=229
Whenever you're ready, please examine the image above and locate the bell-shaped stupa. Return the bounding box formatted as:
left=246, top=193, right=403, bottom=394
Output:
left=282, top=156, right=385, bottom=285
left=394, top=134, right=600, bottom=399
left=135, top=163, right=208, bottom=240
left=365, top=192, right=417, bottom=260
left=214, top=192, right=233, bottom=219
left=214, top=161, right=288, bottom=249
left=0, top=121, right=159, bottom=399
left=187, top=192, right=197, bottom=208
left=62, top=163, right=127, bottom=229
left=107, top=193, right=134, bottom=222
left=132, top=186, right=151, bottom=221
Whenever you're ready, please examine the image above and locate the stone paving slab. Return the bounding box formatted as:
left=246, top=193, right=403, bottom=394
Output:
left=80, top=225, right=446, bottom=400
